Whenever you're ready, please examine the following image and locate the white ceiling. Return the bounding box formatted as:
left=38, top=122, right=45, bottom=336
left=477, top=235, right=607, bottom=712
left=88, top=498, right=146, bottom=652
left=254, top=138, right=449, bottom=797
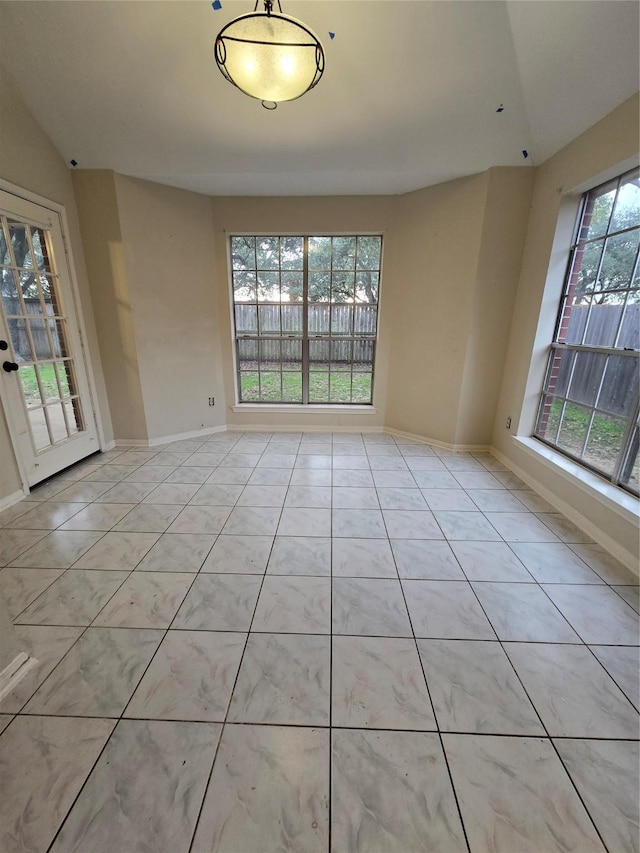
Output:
left=0, top=1, right=638, bottom=196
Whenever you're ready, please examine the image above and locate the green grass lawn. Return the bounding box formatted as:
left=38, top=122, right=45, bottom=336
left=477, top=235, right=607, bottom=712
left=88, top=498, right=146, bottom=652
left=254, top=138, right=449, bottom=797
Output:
left=542, top=399, right=625, bottom=472
left=18, top=362, right=69, bottom=405
left=240, top=369, right=372, bottom=403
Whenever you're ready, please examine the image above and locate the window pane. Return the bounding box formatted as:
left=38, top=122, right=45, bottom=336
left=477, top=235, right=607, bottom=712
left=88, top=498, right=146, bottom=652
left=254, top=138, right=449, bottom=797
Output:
left=580, top=180, right=616, bottom=242
left=620, top=425, right=639, bottom=493
left=238, top=339, right=258, bottom=369
left=233, top=271, right=257, bottom=302
left=282, top=373, right=302, bottom=402
left=309, top=271, right=330, bottom=302
left=259, top=339, right=280, bottom=370
left=582, top=413, right=626, bottom=477
left=8, top=222, right=33, bottom=268
left=595, top=355, right=639, bottom=418
left=332, top=237, right=356, bottom=269
left=309, top=372, right=329, bottom=402
left=331, top=340, right=352, bottom=372
left=559, top=294, right=590, bottom=345
left=232, top=237, right=255, bottom=269
left=330, top=373, right=352, bottom=402
left=617, top=299, right=640, bottom=348
left=583, top=296, right=624, bottom=347
left=235, top=305, right=257, bottom=334
left=573, top=240, right=604, bottom=297
left=355, top=271, right=379, bottom=304
left=259, top=371, right=281, bottom=401
left=258, top=305, right=280, bottom=334
left=281, top=271, right=303, bottom=302
left=566, top=351, right=606, bottom=407
left=309, top=339, right=330, bottom=368
left=610, top=171, right=640, bottom=233
left=356, top=236, right=382, bottom=270
left=308, top=304, right=330, bottom=334
left=281, top=339, right=301, bottom=369
left=542, top=348, right=574, bottom=398
left=352, top=373, right=372, bottom=403
left=353, top=339, right=374, bottom=370
left=597, top=230, right=639, bottom=291
left=331, top=272, right=354, bottom=303
left=281, top=304, right=303, bottom=334
left=256, top=271, right=279, bottom=301
left=354, top=305, right=378, bottom=336
left=557, top=403, right=591, bottom=457
left=308, top=237, right=330, bottom=269
left=240, top=372, right=260, bottom=401
left=256, top=237, right=279, bottom=270
left=536, top=395, right=563, bottom=444
left=331, top=304, right=352, bottom=335
left=280, top=237, right=303, bottom=270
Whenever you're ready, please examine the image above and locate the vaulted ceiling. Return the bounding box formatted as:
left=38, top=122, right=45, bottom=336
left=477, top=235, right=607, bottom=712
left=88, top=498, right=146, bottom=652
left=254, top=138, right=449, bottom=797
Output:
left=0, top=1, right=638, bottom=196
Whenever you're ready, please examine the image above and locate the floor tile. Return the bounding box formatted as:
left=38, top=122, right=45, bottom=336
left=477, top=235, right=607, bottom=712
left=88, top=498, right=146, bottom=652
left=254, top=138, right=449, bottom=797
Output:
left=294, top=454, right=332, bottom=470
left=613, top=584, right=640, bottom=612
left=208, top=466, right=253, bottom=484
left=483, top=511, right=560, bottom=542
left=443, top=734, right=606, bottom=853
left=504, top=643, right=639, bottom=738
left=288, top=468, right=331, bottom=486
left=411, top=470, right=460, bottom=489
left=24, top=626, right=163, bottom=716
left=568, top=543, right=640, bottom=584
left=332, top=729, right=467, bottom=853
left=372, top=470, right=416, bottom=488
left=173, top=574, right=262, bottom=631
left=184, top=451, right=225, bottom=467
left=332, top=578, right=412, bottom=637
left=257, top=453, right=296, bottom=468
left=390, top=539, right=466, bottom=580
left=0, top=715, right=13, bottom=734
left=332, top=537, right=396, bottom=577
left=589, top=645, right=640, bottom=709
left=0, top=715, right=115, bottom=853
left=541, top=583, right=640, bottom=644
left=6, top=501, right=87, bottom=529
left=332, top=469, right=374, bottom=487
left=471, top=581, right=581, bottom=642
left=450, top=541, right=533, bottom=582
left=534, top=512, right=592, bottom=543
left=201, top=534, right=273, bottom=573
left=166, top=505, right=231, bottom=534
left=58, top=503, right=136, bottom=531
left=0, top=567, right=65, bottom=618
left=0, top=528, right=49, bottom=566
left=189, top=483, right=243, bottom=506
left=92, top=571, right=193, bottom=628
left=0, top=625, right=83, bottom=713
left=8, top=529, right=104, bottom=568
left=222, top=506, right=281, bottom=536
left=554, top=739, right=639, bottom=853
left=466, top=489, right=528, bottom=512
left=221, top=453, right=262, bottom=467
left=82, top=464, right=141, bottom=482
left=125, top=630, right=245, bottom=721
left=50, top=719, right=219, bottom=853
left=509, top=490, right=556, bottom=512
left=402, top=579, right=495, bottom=639
left=266, top=536, right=331, bottom=575
left=124, top=464, right=177, bottom=482
left=16, top=569, right=129, bottom=626
left=134, top=533, right=215, bottom=572
left=112, top=503, right=183, bottom=532
left=191, top=724, right=329, bottom=853
left=332, top=455, right=370, bottom=470
left=509, top=542, right=603, bottom=583
left=421, top=489, right=477, bottom=511
left=252, top=575, right=330, bottom=633
left=432, top=510, right=500, bottom=541
left=0, top=502, right=33, bottom=527
left=228, top=632, right=330, bottom=724
left=237, top=484, right=288, bottom=507
left=333, top=487, right=380, bottom=509
left=73, top=531, right=160, bottom=570
left=143, top=483, right=200, bottom=504
left=277, top=507, right=331, bottom=536
left=417, top=639, right=544, bottom=735
left=333, top=508, right=387, bottom=538
left=94, top=481, right=157, bottom=503
left=332, top=636, right=435, bottom=729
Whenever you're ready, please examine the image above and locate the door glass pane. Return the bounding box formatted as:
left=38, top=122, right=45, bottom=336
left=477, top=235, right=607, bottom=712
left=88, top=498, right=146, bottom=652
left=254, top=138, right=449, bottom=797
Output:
left=64, top=400, right=82, bottom=434
left=1, top=267, right=20, bottom=313
left=19, top=365, right=42, bottom=407
left=0, top=222, right=8, bottom=265
left=48, top=403, right=69, bottom=442
left=29, top=317, right=53, bottom=359
left=38, top=363, right=60, bottom=401
left=7, top=318, right=33, bottom=362
left=28, top=408, right=51, bottom=450
left=8, top=222, right=33, bottom=268
left=30, top=227, right=51, bottom=271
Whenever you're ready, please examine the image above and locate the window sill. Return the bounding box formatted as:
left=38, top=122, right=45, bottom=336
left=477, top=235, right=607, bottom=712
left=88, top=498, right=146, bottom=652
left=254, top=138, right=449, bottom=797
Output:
left=513, top=436, right=639, bottom=524
left=231, top=404, right=378, bottom=415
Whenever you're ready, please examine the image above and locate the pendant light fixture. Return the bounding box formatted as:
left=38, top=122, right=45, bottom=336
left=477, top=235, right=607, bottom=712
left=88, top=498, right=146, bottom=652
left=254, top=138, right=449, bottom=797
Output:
left=214, top=0, right=324, bottom=109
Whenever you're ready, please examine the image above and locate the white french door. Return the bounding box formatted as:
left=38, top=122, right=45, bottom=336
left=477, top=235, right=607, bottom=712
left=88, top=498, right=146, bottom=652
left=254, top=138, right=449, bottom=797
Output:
left=0, top=190, right=99, bottom=486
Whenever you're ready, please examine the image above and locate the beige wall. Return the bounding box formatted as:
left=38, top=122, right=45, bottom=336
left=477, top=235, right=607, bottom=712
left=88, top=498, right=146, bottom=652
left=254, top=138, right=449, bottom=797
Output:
left=210, top=195, right=396, bottom=431
left=493, top=93, right=640, bottom=566
left=72, top=171, right=148, bottom=441
left=0, top=68, right=112, bottom=500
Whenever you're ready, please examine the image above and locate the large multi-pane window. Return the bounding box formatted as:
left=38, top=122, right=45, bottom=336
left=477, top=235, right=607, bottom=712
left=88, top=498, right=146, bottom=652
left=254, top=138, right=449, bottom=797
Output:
left=535, top=168, right=639, bottom=495
left=231, top=235, right=381, bottom=404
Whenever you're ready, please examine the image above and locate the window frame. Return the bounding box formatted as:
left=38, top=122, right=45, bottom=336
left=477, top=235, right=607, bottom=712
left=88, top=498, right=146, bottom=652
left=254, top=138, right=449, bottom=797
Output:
left=533, top=168, right=640, bottom=496
left=228, top=233, right=383, bottom=406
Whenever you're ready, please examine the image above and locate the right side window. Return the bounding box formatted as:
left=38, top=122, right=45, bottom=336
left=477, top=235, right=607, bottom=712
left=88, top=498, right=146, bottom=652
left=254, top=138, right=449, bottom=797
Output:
left=535, top=168, right=640, bottom=496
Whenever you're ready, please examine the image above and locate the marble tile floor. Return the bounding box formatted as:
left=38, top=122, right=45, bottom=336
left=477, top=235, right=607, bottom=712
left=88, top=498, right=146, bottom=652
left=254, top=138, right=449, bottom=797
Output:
left=0, top=430, right=638, bottom=853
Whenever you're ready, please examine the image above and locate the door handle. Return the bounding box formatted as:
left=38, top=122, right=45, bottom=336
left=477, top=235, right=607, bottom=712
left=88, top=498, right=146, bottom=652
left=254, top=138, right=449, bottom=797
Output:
left=2, top=361, right=19, bottom=373
left=0, top=341, right=7, bottom=351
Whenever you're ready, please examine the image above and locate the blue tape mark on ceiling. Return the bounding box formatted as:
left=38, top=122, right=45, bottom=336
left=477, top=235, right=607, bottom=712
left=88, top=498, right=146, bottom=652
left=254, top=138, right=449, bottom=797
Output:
left=329, top=32, right=335, bottom=40
left=522, top=150, right=529, bottom=159
left=496, top=104, right=504, bottom=113
left=212, top=1, right=222, bottom=10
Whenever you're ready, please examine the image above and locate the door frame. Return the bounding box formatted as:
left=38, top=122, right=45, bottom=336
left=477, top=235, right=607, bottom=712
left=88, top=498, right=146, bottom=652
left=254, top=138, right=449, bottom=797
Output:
left=0, top=178, right=107, bottom=492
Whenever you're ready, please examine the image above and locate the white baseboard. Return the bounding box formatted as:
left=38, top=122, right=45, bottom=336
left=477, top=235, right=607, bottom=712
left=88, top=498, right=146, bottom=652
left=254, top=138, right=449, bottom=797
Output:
left=383, top=427, right=490, bottom=453
left=227, top=424, right=384, bottom=434
left=101, top=440, right=116, bottom=452
left=114, top=425, right=228, bottom=447
left=0, top=653, right=38, bottom=703
left=492, top=446, right=639, bottom=576
left=0, top=489, right=28, bottom=513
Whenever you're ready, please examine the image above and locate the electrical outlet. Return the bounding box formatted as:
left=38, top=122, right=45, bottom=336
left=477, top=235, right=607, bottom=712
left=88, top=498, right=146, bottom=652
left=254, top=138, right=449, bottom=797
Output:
left=506, top=416, right=512, bottom=429
left=208, top=397, right=215, bottom=406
